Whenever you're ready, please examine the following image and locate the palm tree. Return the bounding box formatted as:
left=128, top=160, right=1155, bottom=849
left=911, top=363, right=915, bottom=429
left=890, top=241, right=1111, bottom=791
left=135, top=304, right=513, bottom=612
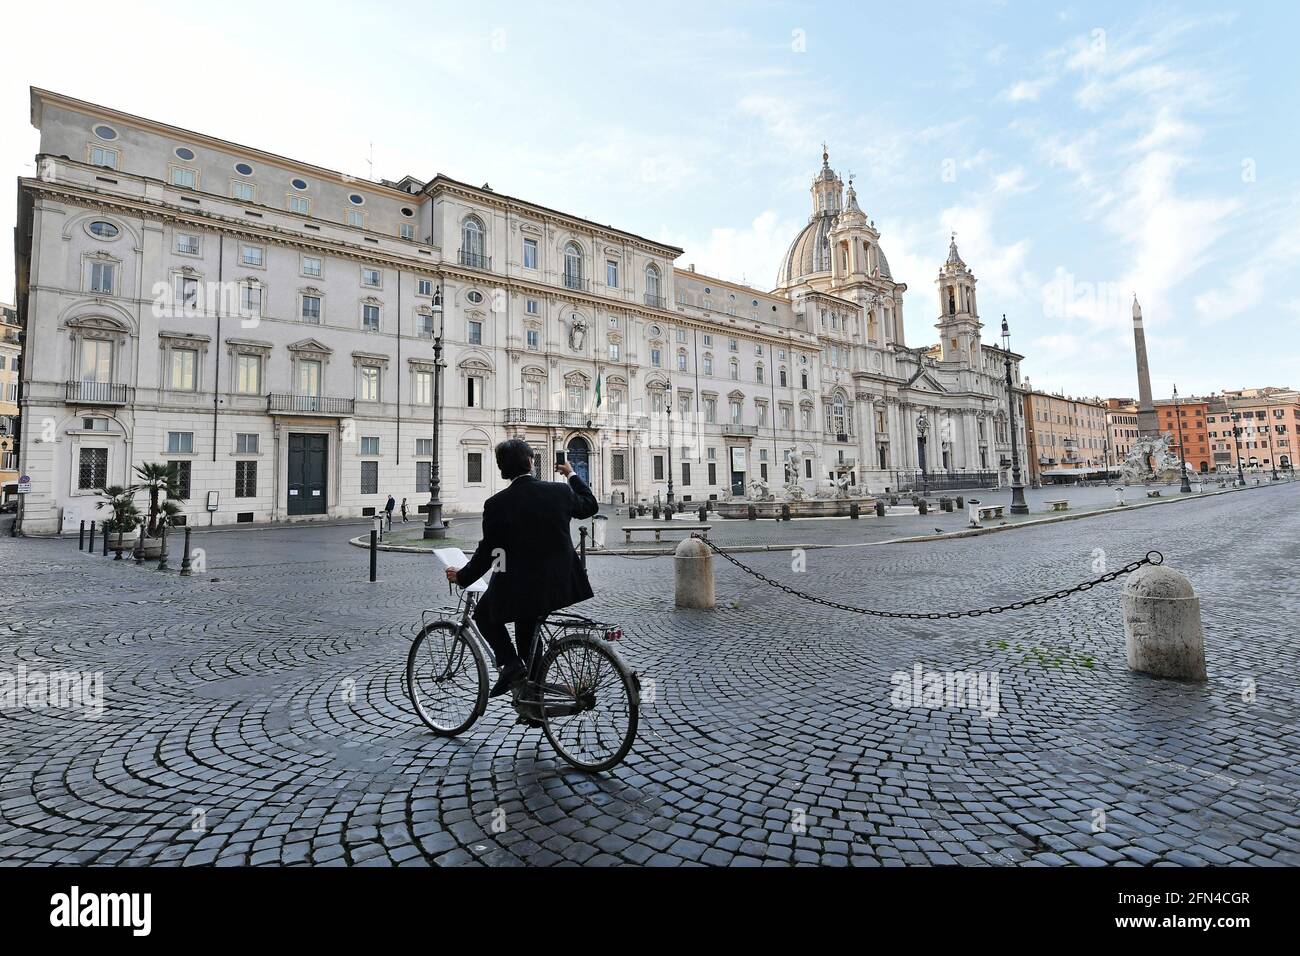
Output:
left=96, top=484, right=141, bottom=537
left=133, top=463, right=186, bottom=537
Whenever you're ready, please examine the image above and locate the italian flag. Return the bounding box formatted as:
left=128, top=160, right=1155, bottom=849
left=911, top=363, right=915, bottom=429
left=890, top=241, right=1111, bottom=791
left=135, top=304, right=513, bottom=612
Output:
left=595, top=372, right=603, bottom=409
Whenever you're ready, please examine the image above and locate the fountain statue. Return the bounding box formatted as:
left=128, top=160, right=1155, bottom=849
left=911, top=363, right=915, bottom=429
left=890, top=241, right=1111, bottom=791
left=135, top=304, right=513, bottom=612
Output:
left=1120, top=434, right=1181, bottom=483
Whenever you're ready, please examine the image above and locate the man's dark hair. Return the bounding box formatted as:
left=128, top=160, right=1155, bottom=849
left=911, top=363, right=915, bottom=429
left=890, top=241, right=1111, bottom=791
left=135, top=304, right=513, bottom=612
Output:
left=495, top=438, right=534, bottom=479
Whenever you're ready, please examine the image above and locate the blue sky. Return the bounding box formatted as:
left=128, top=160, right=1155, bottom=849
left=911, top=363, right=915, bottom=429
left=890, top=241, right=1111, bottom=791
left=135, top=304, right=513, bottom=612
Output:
left=3, top=0, right=1296, bottom=398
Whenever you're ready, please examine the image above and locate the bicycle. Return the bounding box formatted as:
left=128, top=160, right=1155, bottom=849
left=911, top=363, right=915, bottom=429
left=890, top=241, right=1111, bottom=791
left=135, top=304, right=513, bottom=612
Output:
left=406, top=588, right=640, bottom=772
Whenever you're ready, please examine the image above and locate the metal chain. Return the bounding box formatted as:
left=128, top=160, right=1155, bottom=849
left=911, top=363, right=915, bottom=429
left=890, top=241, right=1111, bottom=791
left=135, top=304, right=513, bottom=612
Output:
left=690, top=533, right=1163, bottom=620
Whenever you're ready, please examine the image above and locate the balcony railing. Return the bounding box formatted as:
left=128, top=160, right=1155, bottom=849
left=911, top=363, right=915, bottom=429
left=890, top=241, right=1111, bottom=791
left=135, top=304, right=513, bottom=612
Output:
left=643, top=292, right=666, bottom=309
left=722, top=424, right=759, bottom=437
left=458, top=249, right=491, bottom=270
left=562, top=273, right=588, bottom=292
left=267, top=394, right=355, bottom=415
left=66, top=381, right=129, bottom=405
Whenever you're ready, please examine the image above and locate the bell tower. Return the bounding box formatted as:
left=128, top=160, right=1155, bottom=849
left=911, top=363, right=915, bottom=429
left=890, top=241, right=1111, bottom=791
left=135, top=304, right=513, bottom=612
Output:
left=935, top=236, right=981, bottom=366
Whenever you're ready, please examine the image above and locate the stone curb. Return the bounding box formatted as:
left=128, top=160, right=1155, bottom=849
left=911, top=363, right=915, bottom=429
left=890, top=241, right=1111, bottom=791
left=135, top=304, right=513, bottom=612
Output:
left=348, top=480, right=1289, bottom=558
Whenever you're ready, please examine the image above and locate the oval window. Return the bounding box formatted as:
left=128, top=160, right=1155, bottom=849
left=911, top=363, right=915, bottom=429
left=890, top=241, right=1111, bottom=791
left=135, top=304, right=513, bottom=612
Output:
left=89, top=221, right=119, bottom=239
left=650, top=325, right=662, bottom=337
left=348, top=193, right=365, bottom=205
left=291, top=178, right=308, bottom=191
left=234, top=162, right=254, bottom=176
left=93, top=124, right=118, bottom=141
left=400, top=207, right=415, bottom=217
left=175, top=147, right=196, bottom=161
left=466, top=290, right=483, bottom=304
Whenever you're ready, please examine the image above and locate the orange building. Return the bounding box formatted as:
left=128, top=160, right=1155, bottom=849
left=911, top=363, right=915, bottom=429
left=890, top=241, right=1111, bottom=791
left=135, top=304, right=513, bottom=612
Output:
left=1154, top=395, right=1211, bottom=474
left=1207, top=388, right=1299, bottom=475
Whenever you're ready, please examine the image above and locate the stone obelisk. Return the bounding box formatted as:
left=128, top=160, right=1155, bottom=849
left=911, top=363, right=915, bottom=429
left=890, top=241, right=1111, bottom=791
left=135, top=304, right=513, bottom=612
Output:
left=1132, top=296, right=1158, bottom=437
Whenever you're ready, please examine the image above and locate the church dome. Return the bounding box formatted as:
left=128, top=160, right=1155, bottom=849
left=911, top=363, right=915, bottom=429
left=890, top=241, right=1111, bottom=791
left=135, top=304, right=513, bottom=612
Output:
left=778, top=215, right=835, bottom=285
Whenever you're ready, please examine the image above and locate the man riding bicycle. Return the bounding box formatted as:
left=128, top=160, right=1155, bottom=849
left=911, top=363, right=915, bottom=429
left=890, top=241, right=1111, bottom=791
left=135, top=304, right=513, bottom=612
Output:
left=444, top=438, right=599, bottom=698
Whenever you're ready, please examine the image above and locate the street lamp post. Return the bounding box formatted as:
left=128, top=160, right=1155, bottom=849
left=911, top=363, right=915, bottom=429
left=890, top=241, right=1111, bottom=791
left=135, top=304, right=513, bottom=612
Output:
left=1230, top=411, right=1246, bottom=485
left=1173, top=384, right=1192, bottom=493
left=1001, top=316, right=1029, bottom=515
left=1265, top=394, right=1280, bottom=481
left=665, top=387, right=675, bottom=506
left=422, top=280, right=448, bottom=540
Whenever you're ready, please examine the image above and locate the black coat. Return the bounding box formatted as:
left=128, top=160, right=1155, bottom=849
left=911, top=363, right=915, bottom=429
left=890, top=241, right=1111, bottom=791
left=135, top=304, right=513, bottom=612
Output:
left=456, top=474, right=599, bottom=625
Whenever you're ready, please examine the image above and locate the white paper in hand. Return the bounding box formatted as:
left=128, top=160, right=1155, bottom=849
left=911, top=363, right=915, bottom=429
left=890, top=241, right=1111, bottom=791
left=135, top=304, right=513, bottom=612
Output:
left=433, top=547, right=493, bottom=592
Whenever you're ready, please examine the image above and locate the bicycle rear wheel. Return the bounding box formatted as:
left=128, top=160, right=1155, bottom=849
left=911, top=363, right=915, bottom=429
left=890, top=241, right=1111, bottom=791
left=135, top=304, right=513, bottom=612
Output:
left=538, top=633, right=638, bottom=772
left=407, top=622, right=487, bottom=736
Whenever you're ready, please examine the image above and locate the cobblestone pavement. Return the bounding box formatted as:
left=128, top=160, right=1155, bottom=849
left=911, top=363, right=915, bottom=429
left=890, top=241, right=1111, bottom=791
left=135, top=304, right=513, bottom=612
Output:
left=0, top=482, right=1297, bottom=866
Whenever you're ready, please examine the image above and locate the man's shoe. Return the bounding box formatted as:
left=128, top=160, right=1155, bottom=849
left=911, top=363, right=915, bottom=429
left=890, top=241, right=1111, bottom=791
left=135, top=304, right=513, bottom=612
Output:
left=489, top=661, right=527, bottom=698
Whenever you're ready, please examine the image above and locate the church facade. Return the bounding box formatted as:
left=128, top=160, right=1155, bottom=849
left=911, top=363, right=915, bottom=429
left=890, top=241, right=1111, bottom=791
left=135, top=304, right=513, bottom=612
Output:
left=13, top=90, right=1027, bottom=534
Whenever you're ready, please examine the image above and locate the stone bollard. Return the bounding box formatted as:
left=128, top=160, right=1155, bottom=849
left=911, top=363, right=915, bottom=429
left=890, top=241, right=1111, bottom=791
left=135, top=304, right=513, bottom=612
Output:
left=746, top=505, right=757, bottom=521
left=652, top=505, right=661, bottom=520
left=698, top=505, right=707, bottom=522
left=1115, top=487, right=1127, bottom=507
left=967, top=499, right=981, bottom=528
left=918, top=499, right=928, bottom=516
left=956, top=495, right=964, bottom=510
left=781, top=504, right=791, bottom=522
left=674, top=537, right=715, bottom=609
left=850, top=502, right=860, bottom=520
left=1122, top=564, right=1206, bottom=681
left=875, top=500, right=886, bottom=518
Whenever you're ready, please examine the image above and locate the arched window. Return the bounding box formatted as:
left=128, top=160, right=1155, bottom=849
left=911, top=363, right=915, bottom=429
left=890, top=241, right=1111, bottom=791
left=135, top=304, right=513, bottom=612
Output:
left=779, top=367, right=788, bottom=388
left=645, top=263, right=661, bottom=303
left=564, top=242, right=583, bottom=288
left=729, top=358, right=739, bottom=380
left=833, top=392, right=847, bottom=436
left=461, top=216, right=485, bottom=266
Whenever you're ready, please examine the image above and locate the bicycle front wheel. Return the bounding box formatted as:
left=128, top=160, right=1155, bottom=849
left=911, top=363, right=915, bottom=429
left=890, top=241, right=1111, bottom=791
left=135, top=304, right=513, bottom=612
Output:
left=407, top=622, right=488, bottom=736
left=539, top=634, right=639, bottom=772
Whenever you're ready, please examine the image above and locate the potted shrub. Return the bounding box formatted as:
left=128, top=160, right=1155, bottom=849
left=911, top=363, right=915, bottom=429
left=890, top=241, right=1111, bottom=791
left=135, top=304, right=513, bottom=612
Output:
left=131, top=463, right=188, bottom=557
left=96, top=484, right=141, bottom=559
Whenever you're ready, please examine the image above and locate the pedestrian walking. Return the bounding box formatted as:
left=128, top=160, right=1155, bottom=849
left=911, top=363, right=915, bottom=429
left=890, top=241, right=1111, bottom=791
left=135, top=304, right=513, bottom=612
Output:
left=400, top=498, right=409, bottom=523
left=384, top=494, right=396, bottom=531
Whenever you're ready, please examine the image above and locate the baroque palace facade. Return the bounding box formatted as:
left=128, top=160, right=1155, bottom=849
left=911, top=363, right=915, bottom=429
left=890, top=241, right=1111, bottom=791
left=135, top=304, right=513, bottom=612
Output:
left=13, top=90, right=1026, bottom=533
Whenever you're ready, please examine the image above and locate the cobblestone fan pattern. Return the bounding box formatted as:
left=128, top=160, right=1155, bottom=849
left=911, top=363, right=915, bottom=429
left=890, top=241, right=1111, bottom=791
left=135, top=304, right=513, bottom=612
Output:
left=0, top=484, right=1297, bottom=866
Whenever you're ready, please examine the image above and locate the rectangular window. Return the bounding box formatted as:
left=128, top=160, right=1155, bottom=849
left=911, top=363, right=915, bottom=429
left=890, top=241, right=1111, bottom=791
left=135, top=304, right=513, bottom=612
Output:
left=302, top=256, right=322, bottom=277
left=234, top=460, right=257, bottom=498
left=676, top=329, right=687, bottom=344
left=707, top=462, right=717, bottom=485
left=417, top=312, right=435, bottom=337
left=362, top=304, right=380, bottom=330
left=416, top=460, right=431, bottom=493
left=702, top=334, right=713, bottom=347
left=468, top=320, right=482, bottom=345
left=525, top=380, right=541, bottom=409
left=359, top=366, right=380, bottom=402
left=235, top=354, right=262, bottom=394
left=297, top=360, right=321, bottom=396
left=399, top=223, right=415, bottom=241
left=347, top=210, right=365, bottom=228
left=612, top=452, right=626, bottom=481
left=231, top=180, right=255, bottom=202
left=301, top=295, right=322, bottom=323
left=526, top=298, right=539, bottom=315
left=653, top=455, right=665, bottom=480
left=167, top=431, right=194, bottom=454
left=240, top=245, right=264, bottom=267
left=171, top=166, right=197, bottom=189
left=677, top=353, right=687, bottom=371
left=360, top=460, right=378, bottom=495
left=361, top=268, right=381, bottom=288
left=176, top=233, right=200, bottom=255
left=609, top=342, right=620, bottom=361
left=236, top=433, right=260, bottom=454
left=90, top=146, right=118, bottom=169
left=729, top=338, right=739, bottom=352
left=703, top=356, right=713, bottom=376
left=651, top=348, right=662, bottom=367
left=90, top=262, right=115, bottom=295
left=416, top=438, right=433, bottom=456
left=78, top=447, right=108, bottom=489
left=467, top=452, right=484, bottom=484
left=361, top=436, right=380, bottom=456
left=682, top=462, right=691, bottom=486
left=527, top=329, right=540, bottom=350
left=418, top=278, right=433, bottom=296
left=241, top=285, right=262, bottom=317
left=606, top=260, right=619, bottom=287
left=289, top=195, right=311, bottom=215
left=523, top=238, right=538, bottom=270
left=170, top=461, right=192, bottom=499
left=467, top=375, right=484, bottom=408
left=730, top=401, right=742, bottom=424
left=174, top=274, right=199, bottom=310
left=169, top=348, right=197, bottom=390
left=805, top=458, right=813, bottom=479
left=415, top=369, right=434, bottom=405
left=704, top=398, right=716, bottom=423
